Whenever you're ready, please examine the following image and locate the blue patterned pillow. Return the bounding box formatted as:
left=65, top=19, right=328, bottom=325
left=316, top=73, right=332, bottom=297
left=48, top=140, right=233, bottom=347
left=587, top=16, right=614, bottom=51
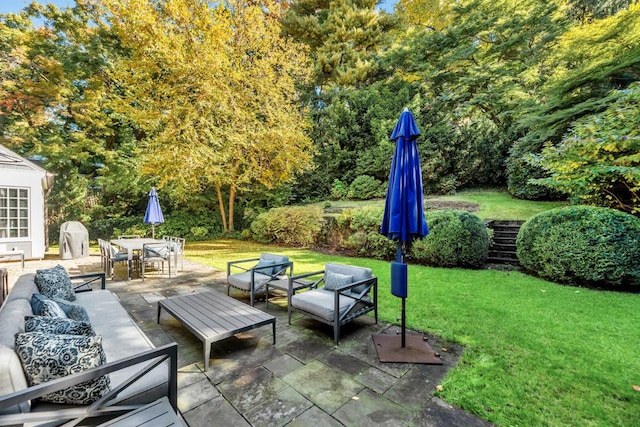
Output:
left=51, top=297, right=91, bottom=323
left=324, top=270, right=353, bottom=291
left=15, top=332, right=110, bottom=404
left=30, top=293, right=67, bottom=318
left=24, top=316, right=94, bottom=336
left=34, top=264, right=75, bottom=301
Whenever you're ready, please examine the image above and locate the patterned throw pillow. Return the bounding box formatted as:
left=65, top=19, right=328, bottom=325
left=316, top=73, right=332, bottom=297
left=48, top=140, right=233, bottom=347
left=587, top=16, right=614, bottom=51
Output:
left=255, top=259, right=276, bottom=276
left=324, top=270, right=353, bottom=291
left=24, top=316, right=95, bottom=336
left=51, top=297, right=91, bottom=323
left=34, top=264, right=76, bottom=301
left=30, top=293, right=67, bottom=318
left=15, top=332, right=111, bottom=405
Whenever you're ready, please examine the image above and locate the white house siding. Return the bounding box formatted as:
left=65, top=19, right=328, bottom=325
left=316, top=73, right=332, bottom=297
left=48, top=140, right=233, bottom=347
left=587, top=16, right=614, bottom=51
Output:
left=0, top=146, right=50, bottom=259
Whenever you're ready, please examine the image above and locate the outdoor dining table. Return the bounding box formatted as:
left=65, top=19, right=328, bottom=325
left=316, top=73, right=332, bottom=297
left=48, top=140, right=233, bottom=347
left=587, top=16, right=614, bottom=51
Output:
left=110, top=237, right=170, bottom=280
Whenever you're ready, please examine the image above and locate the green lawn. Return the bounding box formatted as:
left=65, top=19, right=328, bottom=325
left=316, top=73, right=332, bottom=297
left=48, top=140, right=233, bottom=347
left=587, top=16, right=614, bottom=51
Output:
left=315, top=187, right=568, bottom=221
left=188, top=239, right=640, bottom=427
left=428, top=188, right=568, bottom=220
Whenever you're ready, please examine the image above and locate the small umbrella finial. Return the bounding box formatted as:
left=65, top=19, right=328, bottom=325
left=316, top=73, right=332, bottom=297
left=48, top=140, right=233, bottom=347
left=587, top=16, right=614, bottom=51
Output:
left=403, top=107, right=409, bottom=112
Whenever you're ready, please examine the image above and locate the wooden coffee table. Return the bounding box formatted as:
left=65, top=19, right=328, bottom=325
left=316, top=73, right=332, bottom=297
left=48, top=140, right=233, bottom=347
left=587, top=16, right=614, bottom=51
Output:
left=157, top=291, right=276, bottom=370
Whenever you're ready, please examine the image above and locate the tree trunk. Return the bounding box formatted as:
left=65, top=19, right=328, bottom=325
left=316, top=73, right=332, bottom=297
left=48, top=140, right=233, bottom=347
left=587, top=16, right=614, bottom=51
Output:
left=228, top=184, right=236, bottom=232
left=215, top=182, right=228, bottom=232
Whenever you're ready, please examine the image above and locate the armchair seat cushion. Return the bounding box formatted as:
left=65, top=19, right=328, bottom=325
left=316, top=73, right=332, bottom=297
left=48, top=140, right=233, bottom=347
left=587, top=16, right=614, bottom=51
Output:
left=227, top=271, right=272, bottom=291
left=290, top=289, right=355, bottom=322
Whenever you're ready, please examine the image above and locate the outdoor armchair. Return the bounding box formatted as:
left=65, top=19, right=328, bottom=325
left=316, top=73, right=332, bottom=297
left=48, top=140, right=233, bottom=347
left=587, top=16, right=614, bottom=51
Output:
left=227, top=253, right=292, bottom=306
left=163, top=236, right=186, bottom=272
left=288, top=262, right=377, bottom=345
left=99, top=238, right=139, bottom=280
left=141, top=242, right=172, bottom=281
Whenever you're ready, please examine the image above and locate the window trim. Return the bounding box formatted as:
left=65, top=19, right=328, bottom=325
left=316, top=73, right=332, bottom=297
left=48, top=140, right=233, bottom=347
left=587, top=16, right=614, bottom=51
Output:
left=0, top=186, right=30, bottom=240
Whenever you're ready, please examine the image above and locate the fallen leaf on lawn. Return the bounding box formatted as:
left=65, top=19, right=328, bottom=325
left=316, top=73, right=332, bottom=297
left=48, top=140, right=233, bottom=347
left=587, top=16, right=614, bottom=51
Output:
left=633, top=384, right=640, bottom=391
left=436, top=385, right=444, bottom=392
left=442, top=348, right=448, bottom=352
left=352, top=396, right=360, bottom=400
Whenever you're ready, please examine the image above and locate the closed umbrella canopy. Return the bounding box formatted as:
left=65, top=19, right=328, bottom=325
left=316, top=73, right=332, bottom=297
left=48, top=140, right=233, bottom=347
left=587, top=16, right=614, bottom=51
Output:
left=381, top=108, right=429, bottom=251
left=144, top=187, right=164, bottom=238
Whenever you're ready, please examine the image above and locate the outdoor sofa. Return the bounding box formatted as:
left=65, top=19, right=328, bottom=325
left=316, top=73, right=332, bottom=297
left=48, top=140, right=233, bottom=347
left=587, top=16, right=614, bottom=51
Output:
left=0, top=268, right=178, bottom=426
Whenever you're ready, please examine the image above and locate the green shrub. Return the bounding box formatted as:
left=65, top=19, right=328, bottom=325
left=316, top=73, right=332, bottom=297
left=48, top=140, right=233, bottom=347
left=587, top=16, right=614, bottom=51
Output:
left=517, top=206, right=640, bottom=287
left=85, top=208, right=222, bottom=243
left=330, top=179, right=348, bottom=200
left=250, top=206, right=324, bottom=246
left=347, top=175, right=385, bottom=200
left=342, top=207, right=396, bottom=259
left=410, top=210, right=489, bottom=268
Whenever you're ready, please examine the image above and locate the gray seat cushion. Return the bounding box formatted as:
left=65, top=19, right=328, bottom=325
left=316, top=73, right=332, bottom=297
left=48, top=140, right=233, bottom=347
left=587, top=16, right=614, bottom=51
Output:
left=227, top=271, right=272, bottom=291
left=290, top=289, right=355, bottom=321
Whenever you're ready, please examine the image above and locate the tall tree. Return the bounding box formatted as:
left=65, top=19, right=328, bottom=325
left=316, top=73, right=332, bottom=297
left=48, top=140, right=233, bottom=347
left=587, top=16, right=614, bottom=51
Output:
left=512, top=2, right=640, bottom=199
left=0, top=2, right=144, bottom=225
left=103, top=0, right=314, bottom=232
left=281, top=0, right=395, bottom=88
left=534, top=83, right=640, bottom=214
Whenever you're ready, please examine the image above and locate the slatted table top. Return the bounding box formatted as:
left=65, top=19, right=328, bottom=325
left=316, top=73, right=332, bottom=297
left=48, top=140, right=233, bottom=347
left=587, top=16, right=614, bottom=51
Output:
left=97, top=397, right=185, bottom=426
left=158, top=291, right=276, bottom=370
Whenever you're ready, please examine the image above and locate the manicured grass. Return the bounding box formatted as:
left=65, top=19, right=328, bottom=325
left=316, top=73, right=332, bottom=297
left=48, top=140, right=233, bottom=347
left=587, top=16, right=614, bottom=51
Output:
left=429, top=188, right=568, bottom=220
left=314, top=188, right=567, bottom=221
left=188, top=239, right=640, bottom=427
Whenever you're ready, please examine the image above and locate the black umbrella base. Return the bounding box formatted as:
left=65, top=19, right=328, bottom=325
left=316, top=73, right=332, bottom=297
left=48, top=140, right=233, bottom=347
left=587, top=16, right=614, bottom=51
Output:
left=372, top=334, right=443, bottom=364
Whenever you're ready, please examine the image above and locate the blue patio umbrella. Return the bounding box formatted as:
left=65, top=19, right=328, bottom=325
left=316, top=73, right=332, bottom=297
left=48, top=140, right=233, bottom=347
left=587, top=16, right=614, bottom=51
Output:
left=374, top=109, right=440, bottom=363
left=144, top=187, right=164, bottom=239
left=380, top=108, right=429, bottom=258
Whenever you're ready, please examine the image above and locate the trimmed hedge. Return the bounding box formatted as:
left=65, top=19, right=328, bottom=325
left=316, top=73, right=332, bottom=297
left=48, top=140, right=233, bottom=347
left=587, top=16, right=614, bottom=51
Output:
left=249, top=206, right=324, bottom=247
left=81, top=209, right=224, bottom=243
left=516, top=206, right=640, bottom=287
left=410, top=210, right=489, bottom=268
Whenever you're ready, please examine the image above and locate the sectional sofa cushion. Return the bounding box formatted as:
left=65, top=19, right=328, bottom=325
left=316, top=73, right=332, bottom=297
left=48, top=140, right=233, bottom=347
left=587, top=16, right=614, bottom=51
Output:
left=14, top=332, right=110, bottom=405
left=34, top=264, right=75, bottom=301
left=24, top=316, right=95, bottom=336
left=30, top=293, right=67, bottom=318
left=51, top=297, right=91, bottom=322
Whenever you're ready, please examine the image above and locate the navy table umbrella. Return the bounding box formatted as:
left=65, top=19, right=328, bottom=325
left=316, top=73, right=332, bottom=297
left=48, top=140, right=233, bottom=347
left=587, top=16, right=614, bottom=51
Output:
left=144, top=187, right=164, bottom=239
left=373, top=108, right=442, bottom=364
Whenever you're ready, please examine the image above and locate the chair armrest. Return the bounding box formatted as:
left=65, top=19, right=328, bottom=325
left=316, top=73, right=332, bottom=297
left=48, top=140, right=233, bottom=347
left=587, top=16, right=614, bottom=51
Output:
left=226, top=258, right=261, bottom=275
left=267, top=261, right=293, bottom=278
left=0, top=342, right=179, bottom=425
left=289, top=270, right=325, bottom=291
left=70, top=272, right=106, bottom=292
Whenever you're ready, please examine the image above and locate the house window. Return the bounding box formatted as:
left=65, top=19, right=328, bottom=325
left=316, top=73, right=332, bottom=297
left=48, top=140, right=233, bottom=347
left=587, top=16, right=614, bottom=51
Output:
left=0, top=187, right=29, bottom=239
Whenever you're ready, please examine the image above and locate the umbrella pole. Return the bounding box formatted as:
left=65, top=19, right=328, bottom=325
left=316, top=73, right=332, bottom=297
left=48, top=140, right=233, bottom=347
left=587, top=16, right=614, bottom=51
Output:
left=397, top=242, right=407, bottom=348
left=152, top=224, right=155, bottom=239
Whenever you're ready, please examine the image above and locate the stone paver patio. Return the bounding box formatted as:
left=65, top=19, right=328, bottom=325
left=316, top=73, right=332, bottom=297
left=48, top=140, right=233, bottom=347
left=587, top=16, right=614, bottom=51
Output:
left=2, top=254, right=493, bottom=427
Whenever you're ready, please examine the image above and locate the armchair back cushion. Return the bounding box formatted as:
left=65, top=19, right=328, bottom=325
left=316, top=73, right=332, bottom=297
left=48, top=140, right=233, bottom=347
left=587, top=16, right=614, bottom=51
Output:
left=259, top=253, right=290, bottom=275
left=254, top=259, right=276, bottom=276
left=325, top=263, right=373, bottom=294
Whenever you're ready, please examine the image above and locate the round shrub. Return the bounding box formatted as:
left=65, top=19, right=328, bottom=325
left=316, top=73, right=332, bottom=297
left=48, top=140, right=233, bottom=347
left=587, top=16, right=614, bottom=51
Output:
left=347, top=175, right=385, bottom=200
left=410, top=210, right=489, bottom=268
left=517, top=206, right=640, bottom=287
left=342, top=207, right=396, bottom=260
left=250, top=206, right=324, bottom=247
